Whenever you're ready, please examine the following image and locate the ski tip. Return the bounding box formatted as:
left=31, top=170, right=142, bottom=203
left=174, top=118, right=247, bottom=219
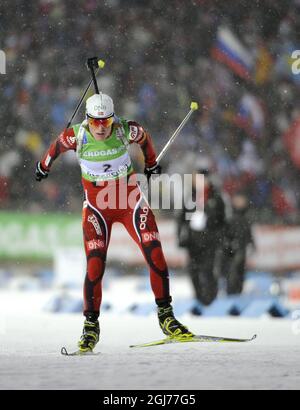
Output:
left=61, top=346, right=101, bottom=356
left=251, top=334, right=258, bottom=341
left=129, top=344, right=147, bottom=348
left=61, top=347, right=69, bottom=356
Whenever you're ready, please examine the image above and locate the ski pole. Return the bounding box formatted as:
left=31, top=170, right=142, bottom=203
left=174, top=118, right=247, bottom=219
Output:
left=140, top=102, right=199, bottom=195
left=65, top=58, right=105, bottom=129
left=156, top=101, right=199, bottom=164
left=87, top=56, right=101, bottom=95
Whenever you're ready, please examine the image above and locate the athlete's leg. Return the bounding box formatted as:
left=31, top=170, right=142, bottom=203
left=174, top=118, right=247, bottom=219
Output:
left=120, top=192, right=171, bottom=306
left=120, top=191, right=194, bottom=337
left=82, top=201, right=112, bottom=320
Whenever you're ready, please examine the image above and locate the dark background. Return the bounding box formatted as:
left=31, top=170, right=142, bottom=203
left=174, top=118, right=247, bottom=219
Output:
left=1, top=0, right=300, bottom=223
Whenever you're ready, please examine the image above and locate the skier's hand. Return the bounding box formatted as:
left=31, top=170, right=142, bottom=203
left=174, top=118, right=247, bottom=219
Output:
left=144, top=163, right=162, bottom=182
left=35, top=161, right=49, bottom=181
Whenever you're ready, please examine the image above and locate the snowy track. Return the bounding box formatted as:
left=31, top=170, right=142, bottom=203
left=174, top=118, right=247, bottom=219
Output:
left=1, top=311, right=299, bottom=390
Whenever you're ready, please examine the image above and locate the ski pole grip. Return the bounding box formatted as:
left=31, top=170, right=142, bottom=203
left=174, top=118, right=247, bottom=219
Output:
left=87, top=57, right=99, bottom=70
left=87, top=57, right=100, bottom=94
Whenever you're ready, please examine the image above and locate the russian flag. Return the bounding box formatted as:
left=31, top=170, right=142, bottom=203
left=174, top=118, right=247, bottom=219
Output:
left=212, top=27, right=254, bottom=81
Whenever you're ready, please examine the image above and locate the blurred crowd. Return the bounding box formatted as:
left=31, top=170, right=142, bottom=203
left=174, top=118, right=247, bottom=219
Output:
left=1, top=0, right=300, bottom=223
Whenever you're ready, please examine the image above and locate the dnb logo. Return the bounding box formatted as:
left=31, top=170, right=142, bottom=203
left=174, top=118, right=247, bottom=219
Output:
left=0, top=50, right=6, bottom=74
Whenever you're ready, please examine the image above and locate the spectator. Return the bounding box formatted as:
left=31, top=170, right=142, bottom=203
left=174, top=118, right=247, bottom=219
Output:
left=221, top=193, right=255, bottom=295
left=177, top=162, right=226, bottom=305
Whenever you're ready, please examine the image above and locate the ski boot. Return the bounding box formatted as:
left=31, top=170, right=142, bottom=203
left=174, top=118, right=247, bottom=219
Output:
left=158, top=305, right=194, bottom=340
left=78, top=319, right=100, bottom=353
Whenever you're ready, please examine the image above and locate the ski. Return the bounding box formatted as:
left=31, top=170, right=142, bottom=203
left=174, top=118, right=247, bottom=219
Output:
left=61, top=347, right=100, bottom=356
left=130, top=334, right=257, bottom=348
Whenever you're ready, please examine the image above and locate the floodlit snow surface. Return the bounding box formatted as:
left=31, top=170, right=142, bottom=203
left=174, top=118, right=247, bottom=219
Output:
left=0, top=285, right=299, bottom=390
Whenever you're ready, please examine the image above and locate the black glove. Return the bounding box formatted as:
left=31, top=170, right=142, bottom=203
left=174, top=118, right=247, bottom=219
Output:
left=144, top=163, right=162, bottom=182
left=35, top=161, right=49, bottom=181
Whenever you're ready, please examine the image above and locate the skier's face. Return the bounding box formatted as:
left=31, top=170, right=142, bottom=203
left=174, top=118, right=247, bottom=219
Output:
left=88, top=116, right=113, bottom=140
left=232, top=194, right=248, bottom=211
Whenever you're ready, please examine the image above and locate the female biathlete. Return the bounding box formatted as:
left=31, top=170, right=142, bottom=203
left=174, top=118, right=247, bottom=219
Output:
left=35, top=93, right=193, bottom=353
